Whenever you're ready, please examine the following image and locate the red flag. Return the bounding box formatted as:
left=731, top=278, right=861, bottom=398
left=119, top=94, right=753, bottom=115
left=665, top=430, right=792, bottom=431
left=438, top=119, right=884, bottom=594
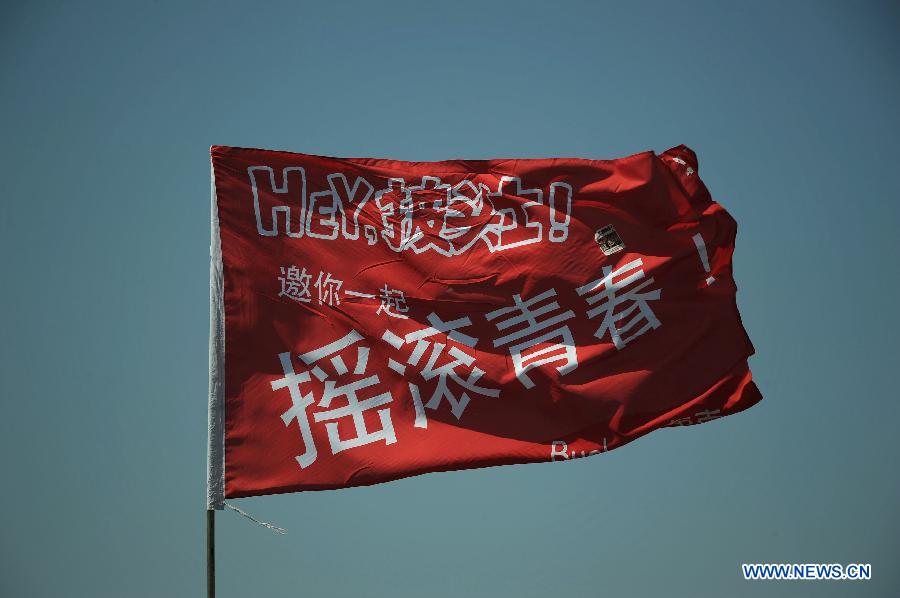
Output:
left=206, top=144, right=761, bottom=507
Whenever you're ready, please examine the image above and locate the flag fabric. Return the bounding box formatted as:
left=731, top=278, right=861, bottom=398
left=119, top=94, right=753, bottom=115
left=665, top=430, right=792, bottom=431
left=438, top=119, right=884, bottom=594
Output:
left=206, top=144, right=761, bottom=508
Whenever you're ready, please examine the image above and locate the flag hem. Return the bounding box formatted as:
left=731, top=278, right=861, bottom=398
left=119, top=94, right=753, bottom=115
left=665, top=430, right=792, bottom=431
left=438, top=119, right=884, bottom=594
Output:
left=206, top=153, right=226, bottom=510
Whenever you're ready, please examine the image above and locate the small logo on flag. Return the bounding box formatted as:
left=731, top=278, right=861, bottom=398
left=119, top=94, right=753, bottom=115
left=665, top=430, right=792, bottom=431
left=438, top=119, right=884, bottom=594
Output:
left=595, top=225, right=624, bottom=255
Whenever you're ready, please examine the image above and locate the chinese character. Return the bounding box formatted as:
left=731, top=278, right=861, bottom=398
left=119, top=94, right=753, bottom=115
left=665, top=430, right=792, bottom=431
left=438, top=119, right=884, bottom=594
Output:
left=270, top=330, right=396, bottom=468
left=576, top=258, right=661, bottom=349
left=382, top=313, right=498, bottom=428
left=278, top=265, right=312, bottom=303
left=694, top=409, right=721, bottom=424
left=666, top=416, right=693, bottom=427
left=376, top=284, right=410, bottom=319
left=485, top=288, right=577, bottom=389
left=314, top=271, right=343, bottom=306
left=382, top=313, right=500, bottom=428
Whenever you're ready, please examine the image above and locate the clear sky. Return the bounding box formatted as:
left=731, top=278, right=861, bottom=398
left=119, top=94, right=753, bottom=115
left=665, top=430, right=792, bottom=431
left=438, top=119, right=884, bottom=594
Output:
left=2, top=1, right=898, bottom=596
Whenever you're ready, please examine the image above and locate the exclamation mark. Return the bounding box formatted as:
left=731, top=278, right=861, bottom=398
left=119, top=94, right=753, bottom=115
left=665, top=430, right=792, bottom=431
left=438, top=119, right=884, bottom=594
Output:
left=692, top=233, right=716, bottom=286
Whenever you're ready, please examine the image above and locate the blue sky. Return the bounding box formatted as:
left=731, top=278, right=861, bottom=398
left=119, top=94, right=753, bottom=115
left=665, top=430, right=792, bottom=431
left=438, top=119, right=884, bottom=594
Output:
left=1, top=1, right=898, bottom=596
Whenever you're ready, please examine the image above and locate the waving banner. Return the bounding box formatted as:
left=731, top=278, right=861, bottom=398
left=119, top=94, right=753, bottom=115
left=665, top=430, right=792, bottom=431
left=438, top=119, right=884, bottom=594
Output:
left=206, top=144, right=761, bottom=508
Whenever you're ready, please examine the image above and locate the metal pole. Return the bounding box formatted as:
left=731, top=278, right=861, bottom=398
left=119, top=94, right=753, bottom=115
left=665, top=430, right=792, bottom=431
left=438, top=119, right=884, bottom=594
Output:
left=207, top=509, right=215, bottom=598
